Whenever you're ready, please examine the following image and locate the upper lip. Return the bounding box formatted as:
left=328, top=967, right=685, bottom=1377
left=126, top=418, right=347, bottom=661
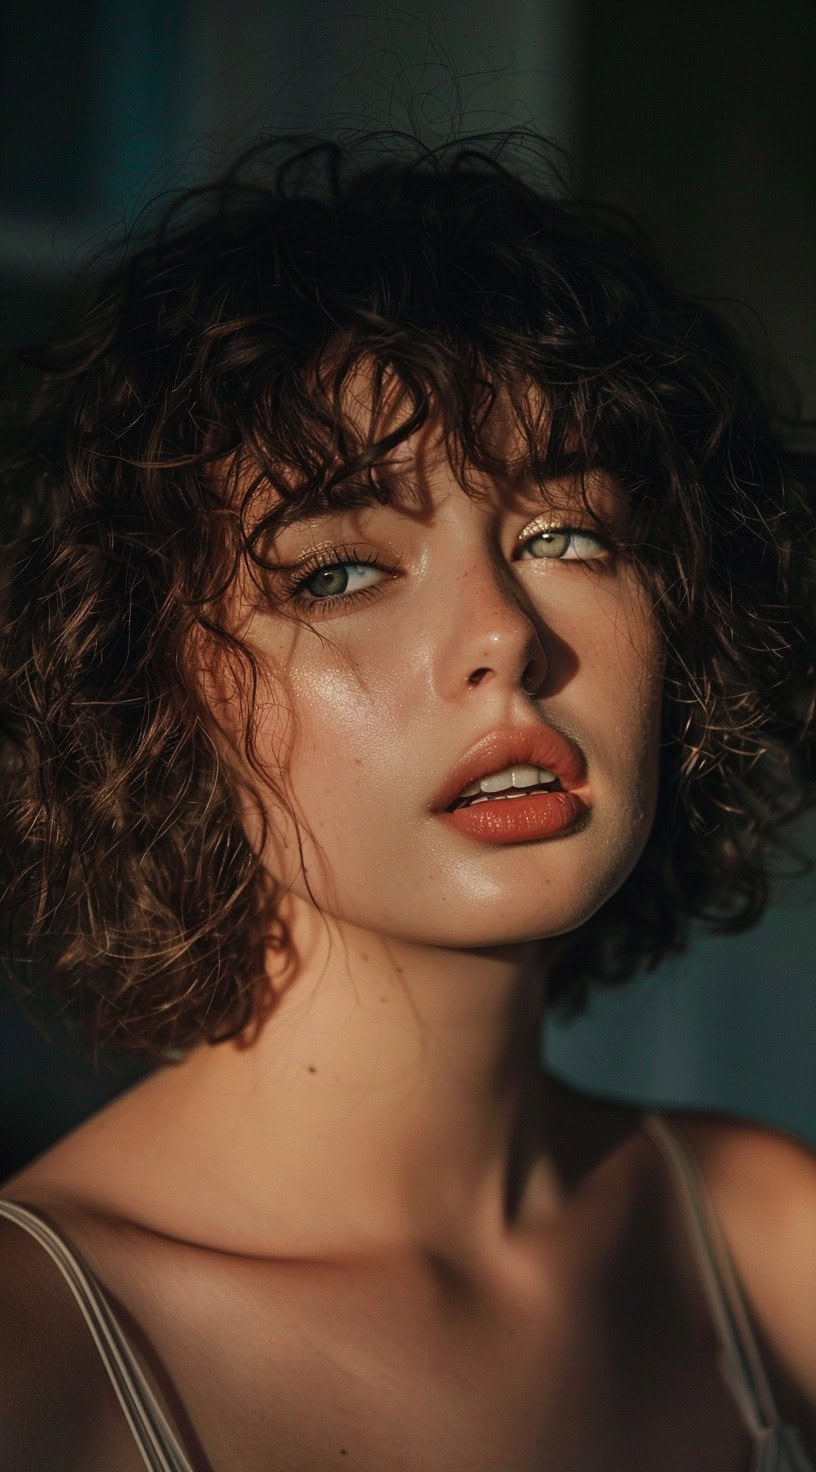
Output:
left=430, top=725, right=588, bottom=813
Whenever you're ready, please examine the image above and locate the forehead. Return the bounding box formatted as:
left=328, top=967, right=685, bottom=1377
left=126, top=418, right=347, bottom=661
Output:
left=332, top=354, right=547, bottom=467
left=238, top=350, right=621, bottom=536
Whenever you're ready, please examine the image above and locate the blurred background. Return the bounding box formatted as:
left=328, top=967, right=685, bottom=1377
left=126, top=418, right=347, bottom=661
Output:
left=1, top=0, right=815, bottom=1177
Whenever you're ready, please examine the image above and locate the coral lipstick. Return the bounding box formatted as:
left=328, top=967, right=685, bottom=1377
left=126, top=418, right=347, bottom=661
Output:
left=431, top=725, right=590, bottom=846
left=442, top=787, right=586, bottom=844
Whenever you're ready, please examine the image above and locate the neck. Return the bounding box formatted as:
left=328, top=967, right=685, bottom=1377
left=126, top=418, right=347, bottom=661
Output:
left=150, top=895, right=573, bottom=1260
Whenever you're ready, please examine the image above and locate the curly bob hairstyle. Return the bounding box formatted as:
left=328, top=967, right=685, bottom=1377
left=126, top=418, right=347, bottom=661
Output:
left=1, top=129, right=814, bottom=1061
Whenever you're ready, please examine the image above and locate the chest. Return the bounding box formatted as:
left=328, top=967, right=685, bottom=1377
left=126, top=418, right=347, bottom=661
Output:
left=102, top=1237, right=753, bottom=1472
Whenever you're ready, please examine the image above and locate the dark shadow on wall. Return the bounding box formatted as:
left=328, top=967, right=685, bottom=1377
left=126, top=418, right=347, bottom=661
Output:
left=575, top=0, right=816, bottom=420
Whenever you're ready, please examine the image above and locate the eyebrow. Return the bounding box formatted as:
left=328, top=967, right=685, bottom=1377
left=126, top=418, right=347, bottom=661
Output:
left=267, top=463, right=433, bottom=533
left=259, top=453, right=622, bottom=542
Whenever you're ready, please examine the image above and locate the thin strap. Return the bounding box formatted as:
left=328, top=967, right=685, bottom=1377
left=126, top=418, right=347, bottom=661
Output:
left=0, top=1198, right=195, bottom=1472
left=643, top=1112, right=782, bottom=1440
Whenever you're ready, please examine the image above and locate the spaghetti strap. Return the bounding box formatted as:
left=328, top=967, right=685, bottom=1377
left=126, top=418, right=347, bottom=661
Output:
left=643, top=1111, right=781, bottom=1438
left=0, top=1197, right=195, bottom=1472
left=645, top=1113, right=816, bottom=1471
left=641, top=1113, right=816, bottom=1472
left=639, top=1112, right=813, bottom=1472
left=3, top=1159, right=813, bottom=1472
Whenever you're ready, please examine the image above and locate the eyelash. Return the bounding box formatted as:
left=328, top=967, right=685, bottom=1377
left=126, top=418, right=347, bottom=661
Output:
left=283, top=525, right=612, bottom=617
left=285, top=545, right=395, bottom=615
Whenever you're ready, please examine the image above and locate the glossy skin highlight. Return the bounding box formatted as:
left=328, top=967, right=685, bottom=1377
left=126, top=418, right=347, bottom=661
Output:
left=235, top=422, right=664, bottom=952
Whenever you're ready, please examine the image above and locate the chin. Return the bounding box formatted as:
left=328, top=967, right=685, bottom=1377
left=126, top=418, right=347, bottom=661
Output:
left=431, top=855, right=644, bottom=950
left=336, top=878, right=617, bottom=951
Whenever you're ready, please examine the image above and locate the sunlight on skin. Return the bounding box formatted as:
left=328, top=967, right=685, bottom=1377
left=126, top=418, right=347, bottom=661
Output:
left=133, top=377, right=667, bottom=1263
left=212, top=374, right=664, bottom=955
left=242, top=466, right=662, bottom=947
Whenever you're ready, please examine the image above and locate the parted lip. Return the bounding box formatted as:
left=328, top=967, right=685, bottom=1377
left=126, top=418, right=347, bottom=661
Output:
left=430, top=724, right=588, bottom=814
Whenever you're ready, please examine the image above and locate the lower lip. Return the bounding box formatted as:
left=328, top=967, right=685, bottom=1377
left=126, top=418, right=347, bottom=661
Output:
left=438, top=789, right=589, bottom=845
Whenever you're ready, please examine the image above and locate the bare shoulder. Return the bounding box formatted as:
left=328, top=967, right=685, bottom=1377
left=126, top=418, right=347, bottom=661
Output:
left=0, top=1208, right=146, bottom=1470
left=666, top=1109, right=816, bottom=1426
left=667, top=1107, right=816, bottom=1264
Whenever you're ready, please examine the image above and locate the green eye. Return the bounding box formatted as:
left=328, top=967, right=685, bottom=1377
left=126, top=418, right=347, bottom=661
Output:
left=521, top=528, right=607, bottom=561
left=304, top=564, right=351, bottom=597
left=527, top=530, right=570, bottom=559
left=299, top=560, right=383, bottom=601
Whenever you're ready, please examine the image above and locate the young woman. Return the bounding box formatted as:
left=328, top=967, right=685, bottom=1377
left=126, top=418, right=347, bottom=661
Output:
left=0, top=132, right=814, bottom=1471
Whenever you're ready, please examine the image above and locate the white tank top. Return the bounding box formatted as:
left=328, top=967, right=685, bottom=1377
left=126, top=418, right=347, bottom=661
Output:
left=0, top=1111, right=812, bottom=1471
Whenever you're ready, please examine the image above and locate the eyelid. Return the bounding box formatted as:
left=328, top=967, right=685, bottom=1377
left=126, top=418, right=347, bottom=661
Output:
left=269, top=538, right=349, bottom=574
left=276, top=534, right=404, bottom=573
left=517, top=514, right=596, bottom=545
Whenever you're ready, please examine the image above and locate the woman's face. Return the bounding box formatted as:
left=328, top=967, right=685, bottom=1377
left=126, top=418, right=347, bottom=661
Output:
left=228, top=412, right=663, bottom=951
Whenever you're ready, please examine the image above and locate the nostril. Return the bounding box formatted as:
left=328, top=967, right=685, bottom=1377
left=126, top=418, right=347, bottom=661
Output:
left=467, top=667, right=490, bottom=687
left=521, top=657, right=544, bottom=694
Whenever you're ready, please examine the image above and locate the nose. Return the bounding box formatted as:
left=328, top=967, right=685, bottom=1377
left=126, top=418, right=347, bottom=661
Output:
left=432, top=546, right=549, bottom=703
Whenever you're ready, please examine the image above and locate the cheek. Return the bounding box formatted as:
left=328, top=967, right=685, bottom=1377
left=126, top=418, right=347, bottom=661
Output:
left=250, top=635, right=412, bottom=889
left=289, top=651, right=403, bottom=778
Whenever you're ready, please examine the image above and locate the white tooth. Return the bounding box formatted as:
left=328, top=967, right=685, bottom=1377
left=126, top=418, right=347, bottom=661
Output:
left=467, top=764, right=560, bottom=801
left=480, top=764, right=552, bottom=795
left=511, top=764, right=541, bottom=789
left=480, top=767, right=516, bottom=794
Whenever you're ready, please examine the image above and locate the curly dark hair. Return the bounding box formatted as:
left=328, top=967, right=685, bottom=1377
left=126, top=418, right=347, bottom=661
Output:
left=1, top=129, right=814, bottom=1061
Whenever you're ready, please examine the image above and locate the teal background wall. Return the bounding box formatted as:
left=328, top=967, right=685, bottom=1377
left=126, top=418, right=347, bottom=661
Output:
left=546, top=812, right=816, bottom=1142
left=1, top=0, right=814, bottom=1174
